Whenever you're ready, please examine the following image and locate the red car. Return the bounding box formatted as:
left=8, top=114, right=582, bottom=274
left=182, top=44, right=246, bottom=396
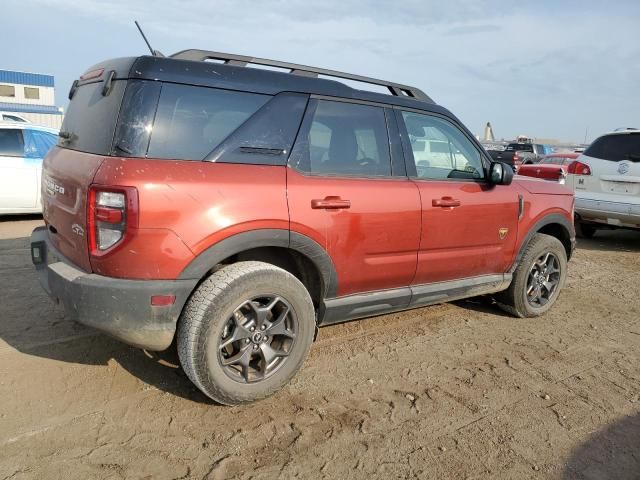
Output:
left=30, top=49, right=575, bottom=404
left=517, top=153, right=580, bottom=183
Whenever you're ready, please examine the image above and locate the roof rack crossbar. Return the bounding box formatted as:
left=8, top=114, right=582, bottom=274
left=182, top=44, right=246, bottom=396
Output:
left=169, top=49, right=433, bottom=103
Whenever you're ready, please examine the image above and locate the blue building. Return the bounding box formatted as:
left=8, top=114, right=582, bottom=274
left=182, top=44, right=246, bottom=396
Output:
left=0, top=69, right=64, bottom=128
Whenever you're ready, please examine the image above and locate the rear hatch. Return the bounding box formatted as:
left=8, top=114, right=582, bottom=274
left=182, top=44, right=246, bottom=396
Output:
left=577, top=132, right=640, bottom=202
left=42, top=58, right=134, bottom=271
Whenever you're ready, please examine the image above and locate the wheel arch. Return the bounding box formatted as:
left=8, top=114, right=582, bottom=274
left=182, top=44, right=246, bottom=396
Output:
left=510, top=213, right=575, bottom=273
left=178, top=229, right=338, bottom=305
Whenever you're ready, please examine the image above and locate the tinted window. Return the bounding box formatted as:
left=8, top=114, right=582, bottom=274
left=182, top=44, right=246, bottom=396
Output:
left=0, top=129, right=24, bottom=157
left=401, top=111, right=484, bottom=180
left=291, top=100, right=391, bottom=176
left=584, top=133, right=640, bottom=162
left=112, top=80, right=162, bottom=157
left=147, top=84, right=269, bottom=160
left=24, top=129, right=57, bottom=158
left=59, top=79, right=127, bottom=155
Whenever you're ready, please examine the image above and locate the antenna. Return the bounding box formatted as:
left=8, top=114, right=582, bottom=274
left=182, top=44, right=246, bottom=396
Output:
left=134, top=21, right=164, bottom=57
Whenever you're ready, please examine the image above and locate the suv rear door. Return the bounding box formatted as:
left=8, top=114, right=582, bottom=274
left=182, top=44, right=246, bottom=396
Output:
left=287, top=98, right=421, bottom=298
left=578, top=132, right=640, bottom=200
left=396, top=109, right=519, bottom=286
left=42, top=67, right=129, bottom=271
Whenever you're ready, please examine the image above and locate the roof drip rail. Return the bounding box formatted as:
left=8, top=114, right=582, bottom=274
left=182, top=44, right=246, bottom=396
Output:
left=169, top=49, right=433, bottom=103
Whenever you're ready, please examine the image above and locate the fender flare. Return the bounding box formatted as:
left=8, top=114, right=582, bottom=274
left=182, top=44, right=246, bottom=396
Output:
left=509, top=213, right=575, bottom=273
left=178, top=229, right=338, bottom=298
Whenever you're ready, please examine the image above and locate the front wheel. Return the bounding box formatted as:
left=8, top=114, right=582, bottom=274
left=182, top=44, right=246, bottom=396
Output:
left=496, top=233, right=567, bottom=318
left=177, top=261, right=315, bottom=405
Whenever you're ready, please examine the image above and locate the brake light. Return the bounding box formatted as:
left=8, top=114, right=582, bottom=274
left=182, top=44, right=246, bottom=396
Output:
left=567, top=161, right=591, bottom=175
left=88, top=185, right=138, bottom=256
left=513, top=152, right=520, bottom=164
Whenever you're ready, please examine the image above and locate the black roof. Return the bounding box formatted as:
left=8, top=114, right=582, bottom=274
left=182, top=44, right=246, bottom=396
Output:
left=86, top=51, right=456, bottom=119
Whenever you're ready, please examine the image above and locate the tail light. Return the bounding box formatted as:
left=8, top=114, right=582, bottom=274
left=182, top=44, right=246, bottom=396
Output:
left=88, top=185, right=138, bottom=256
left=513, top=152, right=521, bottom=165
left=567, top=161, right=591, bottom=176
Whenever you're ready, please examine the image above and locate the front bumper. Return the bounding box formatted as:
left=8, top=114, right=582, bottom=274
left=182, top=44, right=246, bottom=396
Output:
left=575, top=195, right=640, bottom=228
left=30, top=227, right=198, bottom=351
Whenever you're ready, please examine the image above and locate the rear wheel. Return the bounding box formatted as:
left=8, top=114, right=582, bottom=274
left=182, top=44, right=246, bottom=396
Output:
left=496, top=233, right=567, bottom=318
left=575, top=221, right=596, bottom=239
left=177, top=261, right=315, bottom=405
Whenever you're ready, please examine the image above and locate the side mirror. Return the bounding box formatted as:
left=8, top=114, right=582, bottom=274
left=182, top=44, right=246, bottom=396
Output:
left=489, top=161, right=514, bottom=185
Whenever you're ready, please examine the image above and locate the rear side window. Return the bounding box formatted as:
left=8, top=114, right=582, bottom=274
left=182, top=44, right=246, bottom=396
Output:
left=542, top=156, right=565, bottom=165
left=0, top=129, right=24, bottom=157
left=58, top=79, right=127, bottom=154
left=147, top=84, right=269, bottom=160
left=584, top=134, right=640, bottom=162
left=290, top=99, right=392, bottom=176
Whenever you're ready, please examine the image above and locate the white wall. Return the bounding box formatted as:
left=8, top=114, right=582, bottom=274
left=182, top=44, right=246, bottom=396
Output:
left=0, top=83, right=56, bottom=106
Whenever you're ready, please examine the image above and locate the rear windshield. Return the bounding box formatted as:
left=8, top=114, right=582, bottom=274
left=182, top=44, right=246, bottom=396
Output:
left=58, top=80, right=127, bottom=155
left=505, top=143, right=533, bottom=152
left=584, top=133, right=640, bottom=162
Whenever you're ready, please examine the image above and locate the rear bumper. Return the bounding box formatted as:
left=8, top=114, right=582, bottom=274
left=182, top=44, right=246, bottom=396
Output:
left=30, top=226, right=197, bottom=351
left=575, top=194, right=640, bottom=228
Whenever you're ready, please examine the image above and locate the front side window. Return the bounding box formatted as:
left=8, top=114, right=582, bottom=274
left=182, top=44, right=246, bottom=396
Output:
left=0, top=129, right=24, bottom=157
left=291, top=99, right=391, bottom=176
left=400, top=111, right=485, bottom=180
left=147, top=84, right=269, bottom=160
left=0, top=85, right=15, bottom=97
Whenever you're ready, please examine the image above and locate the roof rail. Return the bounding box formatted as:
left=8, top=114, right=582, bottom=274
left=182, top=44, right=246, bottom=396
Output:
left=169, top=49, right=433, bottom=103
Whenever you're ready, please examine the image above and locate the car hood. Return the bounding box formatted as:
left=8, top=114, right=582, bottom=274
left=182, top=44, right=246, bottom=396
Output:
left=514, top=176, right=573, bottom=195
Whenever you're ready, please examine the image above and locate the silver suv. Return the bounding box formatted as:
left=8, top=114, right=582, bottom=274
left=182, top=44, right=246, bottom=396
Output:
left=573, top=129, right=640, bottom=237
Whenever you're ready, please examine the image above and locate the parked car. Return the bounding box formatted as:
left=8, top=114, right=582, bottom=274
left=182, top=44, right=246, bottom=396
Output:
left=489, top=143, right=547, bottom=169
left=517, top=153, right=579, bottom=183
left=0, top=112, right=30, bottom=123
left=30, top=48, right=575, bottom=405
left=0, top=123, right=57, bottom=214
left=572, top=130, right=640, bottom=238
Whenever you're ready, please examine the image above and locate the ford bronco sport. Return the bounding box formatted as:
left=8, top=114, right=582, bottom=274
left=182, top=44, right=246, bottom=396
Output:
left=30, top=49, right=575, bottom=405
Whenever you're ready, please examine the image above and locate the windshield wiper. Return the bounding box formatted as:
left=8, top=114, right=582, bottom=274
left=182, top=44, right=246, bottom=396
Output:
left=113, top=143, right=133, bottom=155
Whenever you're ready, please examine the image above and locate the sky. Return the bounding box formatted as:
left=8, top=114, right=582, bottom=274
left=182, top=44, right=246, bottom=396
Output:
left=3, top=0, right=639, bottom=143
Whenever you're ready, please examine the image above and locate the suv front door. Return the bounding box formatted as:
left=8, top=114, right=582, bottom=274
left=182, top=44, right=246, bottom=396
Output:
left=396, top=109, right=519, bottom=287
left=287, top=98, right=421, bottom=299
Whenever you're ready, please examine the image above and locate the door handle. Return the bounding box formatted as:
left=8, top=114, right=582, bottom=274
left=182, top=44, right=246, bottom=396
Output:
left=311, top=196, right=351, bottom=210
left=432, top=196, right=461, bottom=208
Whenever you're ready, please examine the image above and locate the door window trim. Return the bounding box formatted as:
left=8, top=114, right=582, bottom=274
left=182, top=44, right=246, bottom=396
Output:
left=287, top=96, right=407, bottom=180
left=393, top=107, right=492, bottom=183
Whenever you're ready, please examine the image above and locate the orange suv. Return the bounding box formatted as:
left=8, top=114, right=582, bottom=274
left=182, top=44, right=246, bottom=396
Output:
left=30, top=49, right=575, bottom=404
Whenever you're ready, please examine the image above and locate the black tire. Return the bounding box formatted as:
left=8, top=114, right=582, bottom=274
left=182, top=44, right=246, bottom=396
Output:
left=575, top=221, right=596, bottom=239
left=177, top=261, right=315, bottom=405
left=496, top=233, right=567, bottom=318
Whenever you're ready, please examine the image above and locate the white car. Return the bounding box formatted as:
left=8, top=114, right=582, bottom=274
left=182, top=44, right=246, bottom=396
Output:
left=0, top=123, right=58, bottom=214
left=572, top=129, right=640, bottom=237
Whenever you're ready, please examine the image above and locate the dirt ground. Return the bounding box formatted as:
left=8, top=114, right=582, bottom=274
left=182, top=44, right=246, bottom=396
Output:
left=0, top=215, right=638, bottom=480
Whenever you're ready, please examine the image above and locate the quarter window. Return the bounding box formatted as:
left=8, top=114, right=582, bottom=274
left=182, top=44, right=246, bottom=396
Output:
left=291, top=100, right=391, bottom=176
left=400, top=111, right=485, bottom=180
left=147, top=84, right=269, bottom=160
